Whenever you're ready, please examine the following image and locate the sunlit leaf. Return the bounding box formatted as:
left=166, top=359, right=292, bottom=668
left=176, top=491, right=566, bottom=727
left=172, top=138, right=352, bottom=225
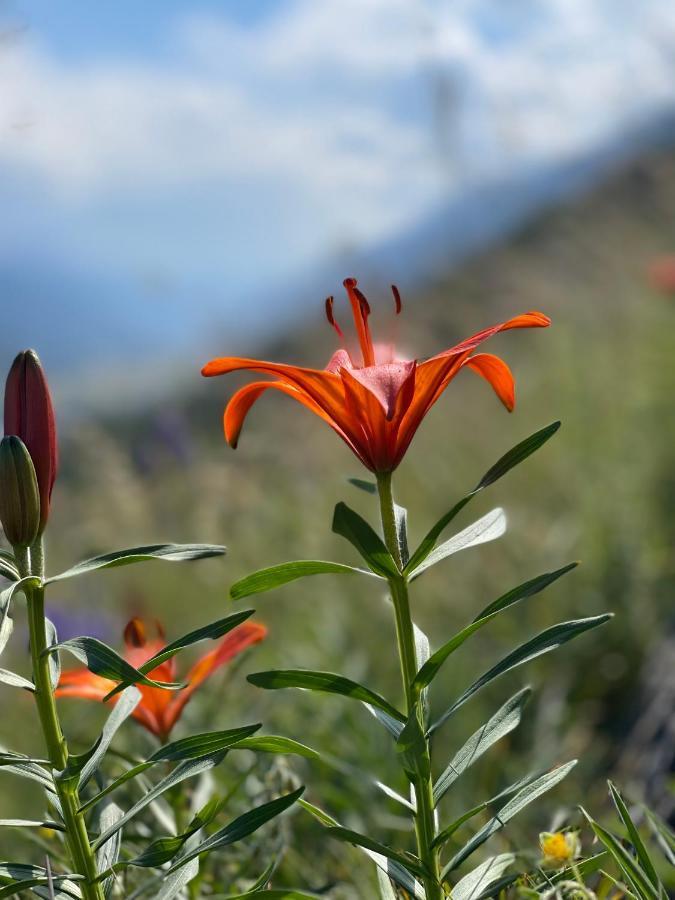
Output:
left=608, top=781, right=661, bottom=890
left=78, top=686, right=141, bottom=788
left=430, top=615, right=611, bottom=734
left=332, top=502, right=398, bottom=577
left=324, top=827, right=431, bottom=882
left=451, top=853, right=516, bottom=900
left=230, top=561, right=370, bottom=600
left=0, top=669, right=34, bottom=691
left=408, top=508, right=506, bottom=580
left=248, top=669, right=405, bottom=723
left=47, top=543, right=226, bottom=583
left=442, top=761, right=577, bottom=874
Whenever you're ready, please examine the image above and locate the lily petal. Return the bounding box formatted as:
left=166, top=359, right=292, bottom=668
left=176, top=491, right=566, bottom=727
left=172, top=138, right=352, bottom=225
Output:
left=343, top=361, right=416, bottom=421
left=464, top=353, right=515, bottom=411
left=432, top=311, right=551, bottom=360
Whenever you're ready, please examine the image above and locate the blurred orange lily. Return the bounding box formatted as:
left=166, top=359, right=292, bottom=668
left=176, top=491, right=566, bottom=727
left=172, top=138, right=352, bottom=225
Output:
left=56, top=617, right=267, bottom=741
left=202, top=278, right=550, bottom=472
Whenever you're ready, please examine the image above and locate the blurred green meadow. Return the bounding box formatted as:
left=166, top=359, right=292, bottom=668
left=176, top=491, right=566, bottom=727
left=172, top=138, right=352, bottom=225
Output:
left=2, top=149, right=674, bottom=894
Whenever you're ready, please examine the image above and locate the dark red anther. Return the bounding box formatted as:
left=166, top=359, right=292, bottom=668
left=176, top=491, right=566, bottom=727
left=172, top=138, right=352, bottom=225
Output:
left=391, top=285, right=402, bottom=315
left=352, top=285, right=371, bottom=317
left=325, top=296, right=345, bottom=339
left=124, top=618, right=147, bottom=648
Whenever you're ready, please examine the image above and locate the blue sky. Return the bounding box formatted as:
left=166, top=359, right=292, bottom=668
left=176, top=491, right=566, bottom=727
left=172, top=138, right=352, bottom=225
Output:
left=1, top=0, right=675, bottom=396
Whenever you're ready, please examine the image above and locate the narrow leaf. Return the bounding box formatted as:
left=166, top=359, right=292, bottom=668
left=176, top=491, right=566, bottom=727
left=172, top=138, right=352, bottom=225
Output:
left=0, top=669, right=34, bottom=691
left=608, top=782, right=661, bottom=889
left=406, top=422, right=560, bottom=571
left=45, top=617, right=60, bottom=691
left=433, top=688, right=531, bottom=805
left=93, top=753, right=227, bottom=850
left=248, top=669, right=405, bottom=723
left=49, top=636, right=181, bottom=693
left=581, top=806, right=659, bottom=900
left=394, top=504, right=409, bottom=568
left=231, top=735, right=319, bottom=759
left=332, top=502, right=398, bottom=578
left=0, top=553, right=19, bottom=583
left=165, top=787, right=304, bottom=874
left=442, top=761, right=577, bottom=874
left=324, top=827, right=431, bottom=882
left=472, top=562, right=578, bottom=622
left=47, top=543, right=226, bottom=583
left=452, top=853, right=516, bottom=900
left=408, top=508, right=506, bottom=580
left=348, top=477, right=377, bottom=494
left=298, top=799, right=339, bottom=827
left=230, top=561, right=369, bottom=601
left=431, top=615, right=612, bottom=734
left=96, top=802, right=123, bottom=898
left=104, top=610, right=255, bottom=701
left=78, top=687, right=141, bottom=788
left=149, top=724, right=262, bottom=762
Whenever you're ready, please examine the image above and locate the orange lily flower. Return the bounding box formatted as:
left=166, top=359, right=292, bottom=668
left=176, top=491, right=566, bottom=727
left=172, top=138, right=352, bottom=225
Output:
left=56, top=618, right=267, bottom=741
left=202, top=278, right=550, bottom=472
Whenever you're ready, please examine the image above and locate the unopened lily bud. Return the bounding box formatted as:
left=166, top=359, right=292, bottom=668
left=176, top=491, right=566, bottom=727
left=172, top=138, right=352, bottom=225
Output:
left=4, top=350, right=58, bottom=534
left=0, top=436, right=40, bottom=548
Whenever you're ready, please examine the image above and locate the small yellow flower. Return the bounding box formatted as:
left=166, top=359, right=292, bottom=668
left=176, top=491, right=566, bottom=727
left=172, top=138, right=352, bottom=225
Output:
left=539, top=831, right=580, bottom=867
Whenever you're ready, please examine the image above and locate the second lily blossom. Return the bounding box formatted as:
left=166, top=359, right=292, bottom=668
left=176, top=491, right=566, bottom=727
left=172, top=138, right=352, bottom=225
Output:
left=202, top=278, right=550, bottom=472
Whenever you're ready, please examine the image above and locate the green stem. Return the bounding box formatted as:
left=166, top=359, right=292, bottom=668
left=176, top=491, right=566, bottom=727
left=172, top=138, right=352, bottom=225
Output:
left=376, top=472, right=443, bottom=900
left=20, top=539, right=104, bottom=900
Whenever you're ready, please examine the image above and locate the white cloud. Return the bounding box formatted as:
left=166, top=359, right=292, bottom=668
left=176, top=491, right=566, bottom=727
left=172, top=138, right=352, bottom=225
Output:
left=0, top=0, right=674, bottom=245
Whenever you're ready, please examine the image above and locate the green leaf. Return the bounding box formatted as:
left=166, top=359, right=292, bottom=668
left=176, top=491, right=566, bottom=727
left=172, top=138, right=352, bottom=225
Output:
left=451, top=853, right=516, bottom=900
left=298, top=799, right=340, bottom=827
left=476, top=421, right=561, bottom=490
left=645, top=809, right=675, bottom=866
left=332, top=502, right=398, bottom=578
left=580, top=806, right=659, bottom=900
left=231, top=735, right=319, bottom=759
left=0, top=819, right=63, bottom=830
left=433, top=688, right=531, bottom=805
left=376, top=868, right=398, bottom=900
left=608, top=782, right=661, bottom=890
left=0, top=552, right=19, bottom=583
left=78, top=686, right=142, bottom=788
left=149, top=724, right=263, bottom=762
left=49, top=636, right=182, bottom=694
left=430, top=614, right=612, bottom=734
left=413, top=566, right=574, bottom=694
left=230, top=561, right=370, bottom=600
left=47, top=543, right=226, bottom=583
left=363, top=703, right=405, bottom=739
left=80, top=727, right=259, bottom=814
left=0, top=669, right=34, bottom=691
left=348, top=477, right=377, bottom=494
left=408, top=508, right=506, bottom=580
left=324, top=827, right=432, bottom=882
left=0, top=577, right=40, bottom=657
left=353, top=848, right=425, bottom=899
left=226, top=893, right=321, bottom=899
left=165, top=787, right=304, bottom=874
left=394, top=504, right=409, bottom=568
left=405, top=422, right=560, bottom=572
left=442, top=761, right=577, bottom=875
left=104, top=610, right=255, bottom=701
left=396, top=707, right=430, bottom=781
left=531, top=852, right=609, bottom=892
left=45, top=617, right=60, bottom=690
left=0, top=865, right=82, bottom=900
left=248, top=669, right=405, bottom=723
left=0, top=752, right=53, bottom=791
left=96, top=801, right=123, bottom=898
left=93, top=753, right=228, bottom=849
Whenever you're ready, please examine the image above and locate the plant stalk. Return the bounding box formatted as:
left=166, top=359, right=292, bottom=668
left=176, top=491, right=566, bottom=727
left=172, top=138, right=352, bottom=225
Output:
left=20, top=538, right=105, bottom=900
left=376, top=472, right=443, bottom=900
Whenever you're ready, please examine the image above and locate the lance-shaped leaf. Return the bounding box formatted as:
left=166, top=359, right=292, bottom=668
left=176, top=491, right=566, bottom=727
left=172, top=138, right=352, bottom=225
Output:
left=608, top=781, right=661, bottom=890
left=451, top=853, right=516, bottom=900
left=531, top=852, right=609, bottom=892
left=96, top=802, right=123, bottom=899
left=80, top=726, right=260, bottom=813
left=226, top=892, right=321, bottom=899
left=580, top=806, right=660, bottom=900
left=442, top=761, right=577, bottom=875
left=0, top=551, right=19, bottom=583
left=394, top=503, right=409, bottom=568
left=364, top=703, right=405, bottom=738
left=433, top=770, right=546, bottom=849
left=645, top=809, right=675, bottom=866
left=0, top=752, right=53, bottom=791
left=47, top=636, right=182, bottom=694
left=0, top=669, right=34, bottom=691
left=123, top=798, right=220, bottom=869
left=0, top=819, right=63, bottom=830
left=324, top=827, right=432, bottom=882
left=78, top=686, right=141, bottom=788
left=358, top=849, right=425, bottom=899
left=411, top=564, right=576, bottom=695
left=332, top=502, right=399, bottom=578
left=408, top=508, right=506, bottom=581
left=45, top=617, right=60, bottom=690
left=230, top=560, right=371, bottom=601
left=164, top=787, right=304, bottom=874
left=0, top=865, right=82, bottom=900
left=47, top=543, right=226, bottom=583
left=430, top=614, right=612, bottom=734
left=348, top=477, right=377, bottom=494
left=433, top=688, right=531, bottom=805
left=231, top=735, right=319, bottom=759
left=406, top=422, right=560, bottom=572
left=93, top=753, right=228, bottom=850
left=0, top=577, right=40, bottom=656
left=104, top=609, right=254, bottom=701
left=248, top=669, right=405, bottom=723
left=396, top=707, right=430, bottom=781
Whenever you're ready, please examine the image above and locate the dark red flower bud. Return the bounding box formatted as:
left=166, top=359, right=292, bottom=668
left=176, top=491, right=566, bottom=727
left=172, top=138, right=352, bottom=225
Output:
left=4, top=350, right=58, bottom=534
left=0, top=436, right=40, bottom=548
